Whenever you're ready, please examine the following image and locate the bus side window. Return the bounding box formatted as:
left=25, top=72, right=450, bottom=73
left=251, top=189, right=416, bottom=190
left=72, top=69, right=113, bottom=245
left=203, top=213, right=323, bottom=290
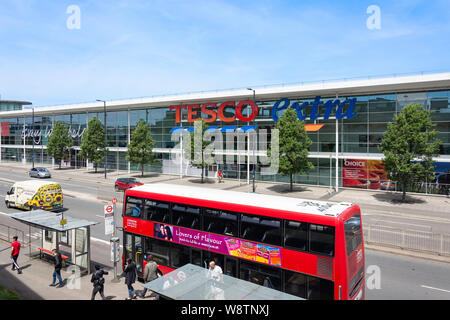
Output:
left=172, top=204, right=201, bottom=230
left=307, top=276, right=334, bottom=300
left=284, top=221, right=308, bottom=251
left=146, top=201, right=170, bottom=224
left=309, top=224, right=335, bottom=257
left=125, top=197, right=143, bottom=218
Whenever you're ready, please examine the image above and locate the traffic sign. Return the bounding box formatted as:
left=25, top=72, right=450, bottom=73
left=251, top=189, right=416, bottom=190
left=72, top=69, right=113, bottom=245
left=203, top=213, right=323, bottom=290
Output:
left=112, top=198, right=117, bottom=205
left=104, top=204, right=114, bottom=215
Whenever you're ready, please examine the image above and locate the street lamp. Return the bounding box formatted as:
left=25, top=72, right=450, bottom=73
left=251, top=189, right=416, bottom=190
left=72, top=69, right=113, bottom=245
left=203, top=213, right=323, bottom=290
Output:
left=32, top=107, right=35, bottom=169
left=96, top=99, right=107, bottom=179
left=247, top=88, right=256, bottom=193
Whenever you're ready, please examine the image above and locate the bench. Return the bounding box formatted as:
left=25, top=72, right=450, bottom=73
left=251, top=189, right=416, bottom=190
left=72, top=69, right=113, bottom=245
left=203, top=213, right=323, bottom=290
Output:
left=38, top=248, right=69, bottom=262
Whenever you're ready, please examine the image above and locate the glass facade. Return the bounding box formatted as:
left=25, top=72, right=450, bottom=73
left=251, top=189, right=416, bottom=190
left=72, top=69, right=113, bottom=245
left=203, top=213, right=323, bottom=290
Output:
left=1, top=88, right=449, bottom=195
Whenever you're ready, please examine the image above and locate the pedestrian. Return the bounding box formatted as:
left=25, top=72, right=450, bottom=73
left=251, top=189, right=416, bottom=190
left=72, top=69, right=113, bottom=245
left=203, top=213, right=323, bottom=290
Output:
left=122, top=258, right=137, bottom=300
left=10, top=236, right=22, bottom=274
left=49, top=249, right=64, bottom=288
left=217, top=170, right=222, bottom=183
left=208, top=261, right=223, bottom=282
left=91, top=265, right=109, bottom=300
left=140, top=254, right=158, bottom=298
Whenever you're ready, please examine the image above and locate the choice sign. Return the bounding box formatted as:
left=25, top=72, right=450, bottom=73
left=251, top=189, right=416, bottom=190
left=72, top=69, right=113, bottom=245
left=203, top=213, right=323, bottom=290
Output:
left=170, top=96, right=357, bottom=124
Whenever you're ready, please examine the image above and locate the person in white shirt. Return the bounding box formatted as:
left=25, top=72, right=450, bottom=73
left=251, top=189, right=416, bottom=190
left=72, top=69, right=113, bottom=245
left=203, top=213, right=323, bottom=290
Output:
left=208, top=261, right=223, bottom=282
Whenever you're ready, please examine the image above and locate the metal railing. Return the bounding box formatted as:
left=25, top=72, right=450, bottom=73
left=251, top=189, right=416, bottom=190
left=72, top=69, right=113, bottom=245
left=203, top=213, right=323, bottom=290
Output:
left=364, top=224, right=450, bottom=257
left=0, top=223, right=42, bottom=257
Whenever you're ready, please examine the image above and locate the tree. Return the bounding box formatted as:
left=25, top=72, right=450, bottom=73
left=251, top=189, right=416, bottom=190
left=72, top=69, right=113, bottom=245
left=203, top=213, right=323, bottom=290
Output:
left=184, top=119, right=214, bottom=183
left=276, top=108, right=314, bottom=191
left=379, top=103, right=440, bottom=202
left=46, top=121, right=73, bottom=169
left=80, top=116, right=105, bottom=173
left=126, top=120, right=156, bottom=177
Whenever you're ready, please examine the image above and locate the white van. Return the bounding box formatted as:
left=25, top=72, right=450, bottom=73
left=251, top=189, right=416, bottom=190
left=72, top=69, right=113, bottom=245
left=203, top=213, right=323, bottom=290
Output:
left=5, top=180, right=63, bottom=211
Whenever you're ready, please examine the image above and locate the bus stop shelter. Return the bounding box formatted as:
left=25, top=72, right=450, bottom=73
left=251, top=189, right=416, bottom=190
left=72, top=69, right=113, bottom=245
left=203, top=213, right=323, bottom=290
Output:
left=9, top=210, right=98, bottom=274
left=143, top=263, right=302, bottom=300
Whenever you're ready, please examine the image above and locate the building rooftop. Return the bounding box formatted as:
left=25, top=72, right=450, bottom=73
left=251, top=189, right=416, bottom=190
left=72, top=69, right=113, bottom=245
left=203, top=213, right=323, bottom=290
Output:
left=0, top=71, right=449, bottom=118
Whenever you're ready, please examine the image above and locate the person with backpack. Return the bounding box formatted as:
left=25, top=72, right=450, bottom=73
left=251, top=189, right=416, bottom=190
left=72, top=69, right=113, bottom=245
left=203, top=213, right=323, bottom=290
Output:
left=91, top=265, right=109, bottom=300
left=10, top=236, right=22, bottom=274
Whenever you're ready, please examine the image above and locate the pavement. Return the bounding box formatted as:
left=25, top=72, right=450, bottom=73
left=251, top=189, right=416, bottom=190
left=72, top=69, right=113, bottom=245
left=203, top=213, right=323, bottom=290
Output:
left=0, top=238, right=154, bottom=300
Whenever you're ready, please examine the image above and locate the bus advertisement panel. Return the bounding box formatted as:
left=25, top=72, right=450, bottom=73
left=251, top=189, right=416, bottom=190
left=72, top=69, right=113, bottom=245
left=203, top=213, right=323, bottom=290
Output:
left=153, top=222, right=282, bottom=267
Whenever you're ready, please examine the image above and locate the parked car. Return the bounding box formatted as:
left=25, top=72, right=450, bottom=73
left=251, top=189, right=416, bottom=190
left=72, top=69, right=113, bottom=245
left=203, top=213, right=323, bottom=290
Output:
left=29, top=167, right=51, bottom=178
left=115, top=178, right=143, bottom=191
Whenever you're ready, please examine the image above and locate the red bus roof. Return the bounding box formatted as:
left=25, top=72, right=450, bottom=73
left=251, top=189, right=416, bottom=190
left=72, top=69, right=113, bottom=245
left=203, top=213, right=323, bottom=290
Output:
left=127, top=183, right=354, bottom=219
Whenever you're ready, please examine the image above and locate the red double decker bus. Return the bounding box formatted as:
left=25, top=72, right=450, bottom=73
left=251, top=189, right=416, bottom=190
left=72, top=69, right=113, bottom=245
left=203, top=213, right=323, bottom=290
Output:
left=122, top=183, right=365, bottom=300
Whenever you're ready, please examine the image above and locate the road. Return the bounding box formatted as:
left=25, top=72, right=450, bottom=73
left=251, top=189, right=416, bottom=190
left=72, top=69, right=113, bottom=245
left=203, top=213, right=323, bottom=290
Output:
left=0, top=167, right=450, bottom=299
left=365, top=250, right=450, bottom=299
left=0, top=175, right=123, bottom=243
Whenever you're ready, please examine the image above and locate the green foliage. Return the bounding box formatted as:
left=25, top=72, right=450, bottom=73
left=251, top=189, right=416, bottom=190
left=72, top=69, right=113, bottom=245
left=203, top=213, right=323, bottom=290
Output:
left=0, top=285, right=20, bottom=300
left=46, top=121, right=73, bottom=169
left=379, top=104, right=440, bottom=201
left=126, top=120, right=156, bottom=176
left=276, top=108, right=314, bottom=191
left=79, top=117, right=105, bottom=172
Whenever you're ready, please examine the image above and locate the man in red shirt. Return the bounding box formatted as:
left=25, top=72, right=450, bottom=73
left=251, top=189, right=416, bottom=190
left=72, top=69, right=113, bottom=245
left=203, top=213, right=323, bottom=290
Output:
left=11, top=236, right=22, bottom=274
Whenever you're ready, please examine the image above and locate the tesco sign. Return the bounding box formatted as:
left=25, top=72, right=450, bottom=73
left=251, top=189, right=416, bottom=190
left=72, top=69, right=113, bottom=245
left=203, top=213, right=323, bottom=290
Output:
left=171, top=96, right=357, bottom=123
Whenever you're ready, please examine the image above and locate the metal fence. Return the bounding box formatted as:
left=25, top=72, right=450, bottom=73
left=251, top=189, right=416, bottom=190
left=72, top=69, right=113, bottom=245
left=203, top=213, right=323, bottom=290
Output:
left=0, top=223, right=42, bottom=256
left=364, top=224, right=450, bottom=257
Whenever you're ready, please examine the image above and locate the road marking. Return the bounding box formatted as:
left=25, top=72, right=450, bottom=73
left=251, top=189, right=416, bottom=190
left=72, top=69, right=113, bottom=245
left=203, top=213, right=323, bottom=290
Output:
left=371, top=219, right=432, bottom=230
left=364, top=210, right=450, bottom=224
left=421, top=285, right=450, bottom=293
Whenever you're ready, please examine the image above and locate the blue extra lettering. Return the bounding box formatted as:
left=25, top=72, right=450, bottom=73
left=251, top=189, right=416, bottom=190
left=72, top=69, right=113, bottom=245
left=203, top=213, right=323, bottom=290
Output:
left=271, top=96, right=357, bottom=122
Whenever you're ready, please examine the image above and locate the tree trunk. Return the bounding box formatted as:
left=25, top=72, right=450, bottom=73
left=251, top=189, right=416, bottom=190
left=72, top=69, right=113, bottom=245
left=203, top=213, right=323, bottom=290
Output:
left=95, top=163, right=98, bottom=173
left=290, top=172, right=293, bottom=192
left=141, top=163, right=144, bottom=177
left=201, top=152, right=204, bottom=183
left=402, top=181, right=407, bottom=202
left=59, top=160, right=62, bottom=170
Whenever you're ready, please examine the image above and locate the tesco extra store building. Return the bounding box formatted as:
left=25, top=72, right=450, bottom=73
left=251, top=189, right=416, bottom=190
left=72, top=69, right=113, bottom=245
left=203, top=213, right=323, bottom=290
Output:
left=1, top=72, right=450, bottom=195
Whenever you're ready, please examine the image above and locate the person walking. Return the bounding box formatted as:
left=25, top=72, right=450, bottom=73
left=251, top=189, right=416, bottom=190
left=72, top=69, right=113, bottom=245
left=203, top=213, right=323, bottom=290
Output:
left=91, top=265, right=109, bottom=300
left=10, top=236, right=22, bottom=274
left=217, top=170, right=222, bottom=183
left=140, top=255, right=159, bottom=298
left=122, top=258, right=137, bottom=300
left=49, top=249, right=64, bottom=288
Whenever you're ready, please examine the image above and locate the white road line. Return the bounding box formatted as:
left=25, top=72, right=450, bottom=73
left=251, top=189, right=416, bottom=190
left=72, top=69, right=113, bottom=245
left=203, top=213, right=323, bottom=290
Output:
left=421, top=285, right=450, bottom=293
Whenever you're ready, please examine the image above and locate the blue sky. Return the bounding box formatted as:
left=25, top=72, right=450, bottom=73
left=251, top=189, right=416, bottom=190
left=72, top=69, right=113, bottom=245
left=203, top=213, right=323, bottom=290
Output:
left=1, top=0, right=449, bottom=107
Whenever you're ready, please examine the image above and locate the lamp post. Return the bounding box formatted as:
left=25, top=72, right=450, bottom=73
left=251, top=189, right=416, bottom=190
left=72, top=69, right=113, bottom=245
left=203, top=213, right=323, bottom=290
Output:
left=32, top=107, right=35, bottom=169
left=247, top=88, right=256, bottom=193
left=96, top=99, right=107, bottom=179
